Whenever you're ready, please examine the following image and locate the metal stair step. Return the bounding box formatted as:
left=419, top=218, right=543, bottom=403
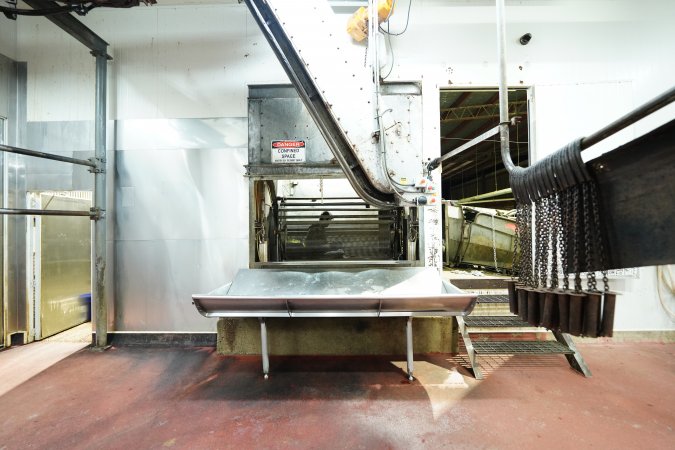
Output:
left=472, top=340, right=574, bottom=355
left=464, top=315, right=530, bottom=328
left=476, top=294, right=509, bottom=304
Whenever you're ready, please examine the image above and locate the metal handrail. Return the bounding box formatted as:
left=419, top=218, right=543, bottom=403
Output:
left=0, top=144, right=96, bottom=168
left=580, top=86, right=675, bottom=150
left=0, top=208, right=93, bottom=217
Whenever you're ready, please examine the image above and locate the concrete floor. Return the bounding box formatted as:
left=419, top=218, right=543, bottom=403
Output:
left=0, top=342, right=673, bottom=449
left=0, top=323, right=91, bottom=397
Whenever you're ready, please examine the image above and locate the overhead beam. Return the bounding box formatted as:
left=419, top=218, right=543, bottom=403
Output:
left=441, top=91, right=471, bottom=121
left=441, top=93, right=499, bottom=138
left=23, top=0, right=111, bottom=58
left=441, top=100, right=527, bottom=123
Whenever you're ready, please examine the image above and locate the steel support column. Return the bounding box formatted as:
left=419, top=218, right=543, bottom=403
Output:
left=93, top=52, right=108, bottom=348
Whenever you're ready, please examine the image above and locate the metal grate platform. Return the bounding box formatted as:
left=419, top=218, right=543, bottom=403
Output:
left=464, top=315, right=530, bottom=328
left=472, top=340, right=574, bottom=355
left=476, top=295, right=510, bottom=304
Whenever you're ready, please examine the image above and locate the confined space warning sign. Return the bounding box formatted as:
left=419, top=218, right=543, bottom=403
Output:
left=271, top=140, right=306, bottom=163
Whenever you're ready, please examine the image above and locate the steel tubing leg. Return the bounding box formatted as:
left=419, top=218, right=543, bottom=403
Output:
left=541, top=291, right=555, bottom=329
left=259, top=318, right=270, bottom=379
left=538, top=291, right=547, bottom=326
left=406, top=316, right=414, bottom=381
left=527, top=290, right=540, bottom=327
left=557, top=292, right=570, bottom=333
left=601, top=292, right=617, bottom=337
left=568, top=293, right=585, bottom=336
left=507, top=280, right=518, bottom=314
left=518, top=288, right=529, bottom=322
left=583, top=292, right=601, bottom=338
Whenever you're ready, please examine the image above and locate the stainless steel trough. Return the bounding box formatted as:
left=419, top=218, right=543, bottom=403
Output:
left=192, top=267, right=477, bottom=379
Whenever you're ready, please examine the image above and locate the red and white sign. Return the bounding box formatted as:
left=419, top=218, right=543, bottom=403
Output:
left=271, top=140, right=306, bottom=163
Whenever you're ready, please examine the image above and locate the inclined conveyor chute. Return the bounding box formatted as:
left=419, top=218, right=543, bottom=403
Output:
left=193, top=268, right=477, bottom=318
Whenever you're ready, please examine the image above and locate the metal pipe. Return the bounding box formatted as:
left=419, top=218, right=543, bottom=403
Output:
left=259, top=318, right=270, bottom=379
left=279, top=202, right=376, bottom=207
left=0, top=144, right=96, bottom=168
left=457, top=188, right=512, bottom=204
left=406, top=316, right=414, bottom=381
left=495, top=0, right=516, bottom=173
left=93, top=52, right=108, bottom=348
left=580, top=86, right=675, bottom=150
left=0, top=208, right=92, bottom=217
left=456, top=198, right=515, bottom=206
left=440, top=125, right=500, bottom=163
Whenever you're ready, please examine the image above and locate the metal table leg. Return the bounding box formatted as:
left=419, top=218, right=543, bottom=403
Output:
left=406, top=316, right=414, bottom=381
left=259, top=318, right=270, bottom=379
left=552, top=331, right=592, bottom=377
left=456, top=316, right=483, bottom=380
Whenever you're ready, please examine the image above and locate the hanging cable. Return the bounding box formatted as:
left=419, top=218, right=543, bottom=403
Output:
left=379, top=0, right=412, bottom=36
left=369, top=1, right=418, bottom=204
left=381, top=31, right=395, bottom=80
left=379, top=0, right=413, bottom=79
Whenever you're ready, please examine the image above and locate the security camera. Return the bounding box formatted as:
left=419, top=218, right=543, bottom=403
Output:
left=519, top=33, right=532, bottom=45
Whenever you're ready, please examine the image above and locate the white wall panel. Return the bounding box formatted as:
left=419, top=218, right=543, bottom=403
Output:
left=18, top=3, right=288, bottom=120
left=0, top=18, right=17, bottom=60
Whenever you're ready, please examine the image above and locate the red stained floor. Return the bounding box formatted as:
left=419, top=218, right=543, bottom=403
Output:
left=0, top=343, right=673, bottom=449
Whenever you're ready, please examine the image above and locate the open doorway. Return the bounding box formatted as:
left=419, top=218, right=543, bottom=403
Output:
left=439, top=88, right=530, bottom=271
left=26, top=191, right=92, bottom=340
left=440, top=87, right=530, bottom=209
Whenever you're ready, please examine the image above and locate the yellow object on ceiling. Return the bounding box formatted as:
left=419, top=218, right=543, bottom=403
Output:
left=346, top=0, right=394, bottom=42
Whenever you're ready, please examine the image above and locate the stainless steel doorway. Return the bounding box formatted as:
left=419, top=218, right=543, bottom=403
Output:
left=27, top=192, right=92, bottom=339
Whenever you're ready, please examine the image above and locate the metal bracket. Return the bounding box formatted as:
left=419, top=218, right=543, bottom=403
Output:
left=88, top=157, right=106, bottom=173
left=89, top=207, right=105, bottom=221
left=90, top=49, right=113, bottom=61
left=552, top=331, right=592, bottom=377
left=455, top=316, right=483, bottom=380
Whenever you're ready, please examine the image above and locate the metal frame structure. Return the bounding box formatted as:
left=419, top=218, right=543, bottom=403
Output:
left=245, top=84, right=421, bottom=269
left=0, top=4, right=110, bottom=347
left=456, top=316, right=591, bottom=380
left=244, top=0, right=395, bottom=207
left=254, top=315, right=441, bottom=381
left=193, top=268, right=477, bottom=380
